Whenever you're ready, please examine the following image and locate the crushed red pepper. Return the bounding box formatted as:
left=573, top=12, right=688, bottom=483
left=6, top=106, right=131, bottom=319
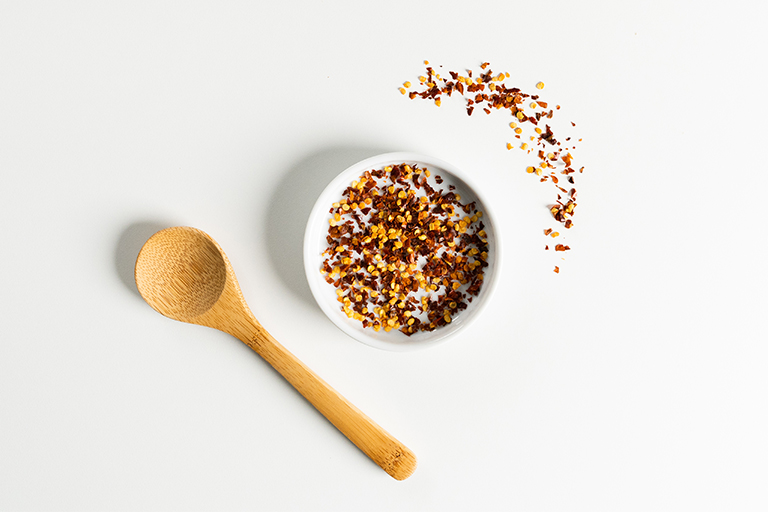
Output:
left=321, top=163, right=489, bottom=336
left=402, top=61, right=584, bottom=270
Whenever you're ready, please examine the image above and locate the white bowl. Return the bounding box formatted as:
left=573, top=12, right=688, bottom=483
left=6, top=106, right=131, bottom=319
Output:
left=303, top=152, right=500, bottom=351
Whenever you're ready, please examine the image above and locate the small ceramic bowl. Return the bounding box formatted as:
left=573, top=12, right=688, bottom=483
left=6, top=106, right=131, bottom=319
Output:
left=303, top=152, right=500, bottom=351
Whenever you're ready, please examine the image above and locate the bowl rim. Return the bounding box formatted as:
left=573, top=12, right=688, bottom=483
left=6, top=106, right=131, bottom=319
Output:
left=303, top=151, right=501, bottom=351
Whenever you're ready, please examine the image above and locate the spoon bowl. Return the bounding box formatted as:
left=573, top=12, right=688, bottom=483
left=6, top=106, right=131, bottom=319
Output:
left=135, top=227, right=227, bottom=321
left=135, top=226, right=417, bottom=480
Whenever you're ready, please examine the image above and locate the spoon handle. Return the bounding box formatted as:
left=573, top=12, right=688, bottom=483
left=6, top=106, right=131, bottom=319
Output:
left=234, top=319, right=417, bottom=480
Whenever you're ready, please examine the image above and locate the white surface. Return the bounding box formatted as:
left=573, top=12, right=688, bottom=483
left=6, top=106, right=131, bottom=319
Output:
left=1, top=1, right=766, bottom=510
left=303, top=152, right=500, bottom=351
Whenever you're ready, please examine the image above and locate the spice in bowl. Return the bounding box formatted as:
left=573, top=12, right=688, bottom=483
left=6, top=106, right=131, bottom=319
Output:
left=320, top=163, right=489, bottom=336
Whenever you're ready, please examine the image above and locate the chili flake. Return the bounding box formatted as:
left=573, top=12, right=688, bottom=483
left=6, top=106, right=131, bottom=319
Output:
left=401, top=61, right=585, bottom=270
left=321, top=163, right=489, bottom=336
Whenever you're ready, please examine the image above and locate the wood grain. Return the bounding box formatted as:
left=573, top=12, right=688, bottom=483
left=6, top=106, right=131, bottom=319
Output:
left=135, top=226, right=417, bottom=480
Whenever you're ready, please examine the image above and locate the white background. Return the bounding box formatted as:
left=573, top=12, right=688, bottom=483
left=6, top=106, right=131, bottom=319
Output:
left=1, top=1, right=766, bottom=510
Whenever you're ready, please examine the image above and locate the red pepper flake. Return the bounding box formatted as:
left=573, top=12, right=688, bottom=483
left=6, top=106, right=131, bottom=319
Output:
left=553, top=266, right=559, bottom=273
left=402, top=61, right=585, bottom=272
left=322, top=163, right=489, bottom=336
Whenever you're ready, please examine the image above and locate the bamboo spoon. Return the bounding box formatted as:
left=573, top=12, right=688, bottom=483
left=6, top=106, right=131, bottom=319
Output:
left=134, top=226, right=416, bottom=480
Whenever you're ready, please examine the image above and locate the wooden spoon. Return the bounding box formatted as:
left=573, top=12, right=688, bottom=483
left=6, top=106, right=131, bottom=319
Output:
left=134, top=226, right=417, bottom=480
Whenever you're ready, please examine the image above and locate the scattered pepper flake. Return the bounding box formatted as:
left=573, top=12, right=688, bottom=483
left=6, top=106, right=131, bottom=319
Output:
left=401, top=61, right=585, bottom=272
